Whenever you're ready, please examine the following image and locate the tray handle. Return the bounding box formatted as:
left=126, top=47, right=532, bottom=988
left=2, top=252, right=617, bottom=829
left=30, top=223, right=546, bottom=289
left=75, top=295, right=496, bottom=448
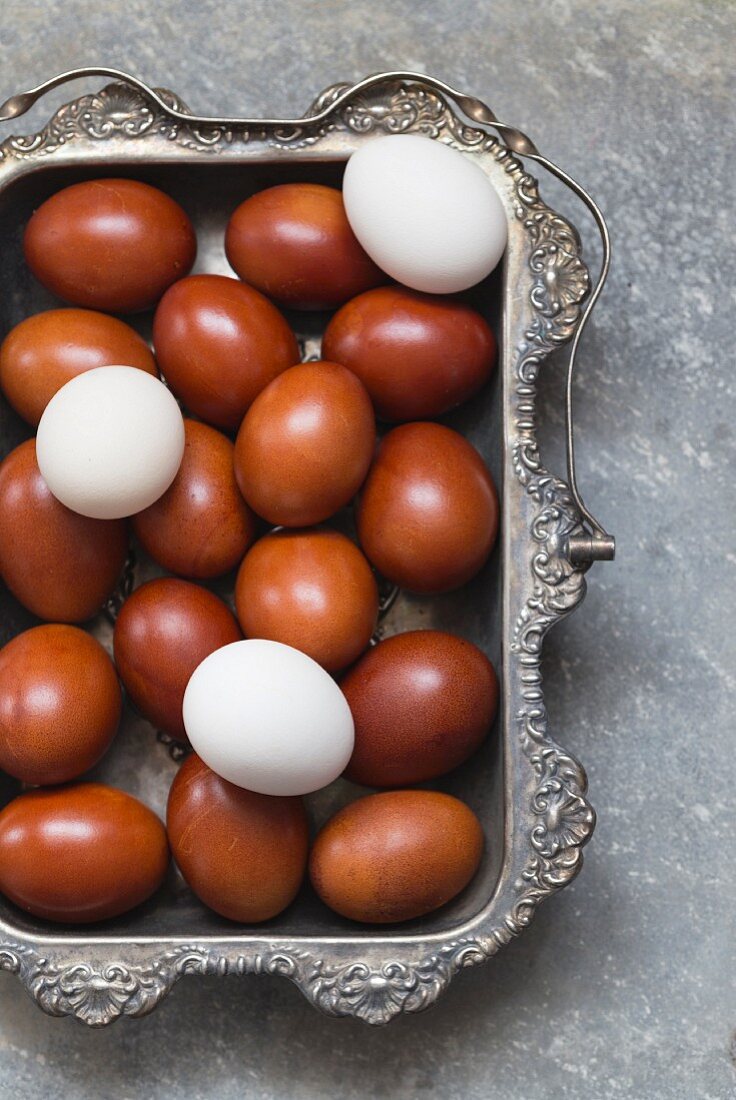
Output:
left=0, top=67, right=614, bottom=564
left=441, top=84, right=616, bottom=565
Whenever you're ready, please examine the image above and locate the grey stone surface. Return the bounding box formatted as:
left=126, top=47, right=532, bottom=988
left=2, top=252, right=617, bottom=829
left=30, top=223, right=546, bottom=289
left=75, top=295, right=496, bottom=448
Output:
left=0, top=1, right=734, bottom=1097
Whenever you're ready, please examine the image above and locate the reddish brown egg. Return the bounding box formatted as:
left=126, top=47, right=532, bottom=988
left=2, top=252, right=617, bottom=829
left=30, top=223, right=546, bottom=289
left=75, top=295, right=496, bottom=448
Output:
left=235, top=529, right=378, bottom=673
left=153, top=274, right=300, bottom=432
left=0, top=309, right=157, bottom=428
left=342, top=630, right=498, bottom=786
left=310, top=790, right=484, bottom=923
left=114, top=578, right=241, bottom=741
left=323, top=286, right=496, bottom=421
left=167, top=753, right=309, bottom=922
left=133, top=420, right=256, bottom=579
left=23, top=179, right=196, bottom=312
left=0, top=439, right=128, bottom=621
left=0, top=625, right=121, bottom=785
left=357, top=422, right=499, bottom=593
left=0, top=783, right=169, bottom=923
left=225, top=183, right=385, bottom=310
left=234, top=361, right=375, bottom=527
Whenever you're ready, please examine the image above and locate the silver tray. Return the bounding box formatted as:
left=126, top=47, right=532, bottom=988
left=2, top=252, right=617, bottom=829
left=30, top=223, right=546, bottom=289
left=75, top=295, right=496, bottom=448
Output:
left=0, top=70, right=613, bottom=1026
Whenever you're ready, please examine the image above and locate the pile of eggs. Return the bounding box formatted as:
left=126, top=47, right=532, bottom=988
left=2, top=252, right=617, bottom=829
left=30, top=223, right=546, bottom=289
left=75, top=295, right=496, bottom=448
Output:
left=0, top=136, right=507, bottom=927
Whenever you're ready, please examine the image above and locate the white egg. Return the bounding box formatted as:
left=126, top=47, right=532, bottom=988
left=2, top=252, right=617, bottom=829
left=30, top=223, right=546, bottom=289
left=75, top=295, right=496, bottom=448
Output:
left=36, top=365, right=185, bottom=520
left=343, top=133, right=507, bottom=294
left=183, top=639, right=355, bottom=796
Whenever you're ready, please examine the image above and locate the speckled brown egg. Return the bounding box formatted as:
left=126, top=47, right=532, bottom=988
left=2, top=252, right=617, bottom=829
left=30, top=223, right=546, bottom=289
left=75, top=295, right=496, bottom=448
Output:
left=0, top=625, right=121, bottom=786
left=342, top=630, right=498, bottom=786
left=23, top=179, right=196, bottom=312
left=225, top=183, right=385, bottom=309
left=113, top=578, right=241, bottom=741
left=235, top=529, right=378, bottom=673
left=0, top=308, right=157, bottom=428
left=167, top=753, right=309, bottom=922
left=309, top=789, right=484, bottom=923
left=0, top=439, right=128, bottom=622
left=153, top=274, right=300, bottom=432
left=234, top=361, right=375, bottom=527
left=322, top=286, right=496, bottom=421
left=0, top=783, right=169, bottom=923
left=133, top=419, right=257, bottom=579
left=356, top=422, right=499, bottom=593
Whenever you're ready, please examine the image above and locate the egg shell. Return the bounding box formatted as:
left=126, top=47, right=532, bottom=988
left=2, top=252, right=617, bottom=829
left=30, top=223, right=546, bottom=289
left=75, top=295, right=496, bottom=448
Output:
left=0, top=625, right=121, bottom=786
left=342, top=630, right=498, bottom=786
left=153, top=274, right=300, bottom=432
left=36, top=366, right=185, bottom=521
left=23, top=178, right=196, bottom=312
left=133, top=419, right=257, bottom=579
left=0, top=439, right=128, bottom=622
left=235, top=529, right=378, bottom=673
left=113, top=578, right=242, bottom=742
left=322, top=286, right=496, bottom=422
left=357, top=422, right=499, bottom=593
left=342, top=134, right=507, bottom=294
left=167, top=753, right=309, bottom=922
left=0, top=783, right=169, bottom=923
left=0, top=308, right=157, bottom=428
left=234, top=361, right=376, bottom=527
left=183, top=639, right=355, bottom=796
left=225, top=183, right=385, bottom=309
left=309, top=790, right=484, bottom=924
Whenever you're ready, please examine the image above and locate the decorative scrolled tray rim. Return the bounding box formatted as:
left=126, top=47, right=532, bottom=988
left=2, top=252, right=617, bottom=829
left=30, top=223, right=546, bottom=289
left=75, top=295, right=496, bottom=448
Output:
left=0, top=73, right=600, bottom=1026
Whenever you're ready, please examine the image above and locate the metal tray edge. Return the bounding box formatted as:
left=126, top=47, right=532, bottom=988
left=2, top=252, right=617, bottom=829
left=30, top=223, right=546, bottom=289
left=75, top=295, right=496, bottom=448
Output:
left=0, top=76, right=596, bottom=1026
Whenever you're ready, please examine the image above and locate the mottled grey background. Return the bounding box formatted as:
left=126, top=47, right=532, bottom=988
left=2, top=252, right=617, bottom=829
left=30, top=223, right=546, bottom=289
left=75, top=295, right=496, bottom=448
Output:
left=0, top=1, right=734, bottom=1098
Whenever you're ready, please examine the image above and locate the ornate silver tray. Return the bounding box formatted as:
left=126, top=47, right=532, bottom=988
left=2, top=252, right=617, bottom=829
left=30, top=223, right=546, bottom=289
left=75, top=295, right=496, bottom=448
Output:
left=0, top=70, right=614, bottom=1026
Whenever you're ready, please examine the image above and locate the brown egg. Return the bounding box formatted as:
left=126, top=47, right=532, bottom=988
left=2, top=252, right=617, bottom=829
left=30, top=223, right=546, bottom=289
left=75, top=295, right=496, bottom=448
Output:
left=235, top=529, right=378, bottom=673
left=23, top=179, right=196, bottom=312
left=153, top=274, right=300, bottom=432
left=0, top=439, right=128, bottom=621
left=225, top=183, right=385, bottom=310
left=309, top=790, right=484, bottom=923
left=0, top=783, right=169, bottom=923
left=167, top=753, right=309, bottom=922
left=342, top=630, right=498, bottom=787
left=323, top=286, right=496, bottom=421
left=234, top=361, right=375, bottom=527
left=113, top=578, right=241, bottom=741
left=357, top=422, right=499, bottom=593
left=133, top=420, right=257, bottom=579
left=0, top=309, right=158, bottom=428
left=0, top=625, right=121, bottom=786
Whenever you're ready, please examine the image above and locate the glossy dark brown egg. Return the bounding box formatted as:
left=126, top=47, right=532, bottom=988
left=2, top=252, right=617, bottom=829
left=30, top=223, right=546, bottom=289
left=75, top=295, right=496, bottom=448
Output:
left=309, top=790, right=484, bottom=924
left=234, top=361, right=375, bottom=527
left=0, top=309, right=157, bottom=428
left=113, top=578, right=242, bottom=741
left=133, top=419, right=257, bottom=579
left=0, top=625, right=121, bottom=786
left=356, top=422, right=499, bottom=593
left=167, top=753, right=309, bottom=922
left=0, top=783, right=169, bottom=923
left=0, top=439, right=128, bottom=622
left=225, top=183, right=385, bottom=309
left=323, top=286, right=496, bottom=421
left=342, top=630, right=498, bottom=786
left=153, top=274, right=300, bottom=432
left=23, top=179, right=196, bottom=312
left=235, top=529, right=378, bottom=673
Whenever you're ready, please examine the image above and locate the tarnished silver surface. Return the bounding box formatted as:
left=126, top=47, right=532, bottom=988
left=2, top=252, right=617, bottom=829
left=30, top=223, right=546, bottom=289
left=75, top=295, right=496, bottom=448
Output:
left=0, top=74, right=603, bottom=1026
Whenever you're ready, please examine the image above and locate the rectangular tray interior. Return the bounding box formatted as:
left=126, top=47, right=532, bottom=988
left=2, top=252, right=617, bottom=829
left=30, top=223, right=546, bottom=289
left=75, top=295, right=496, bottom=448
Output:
left=0, top=157, right=505, bottom=943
